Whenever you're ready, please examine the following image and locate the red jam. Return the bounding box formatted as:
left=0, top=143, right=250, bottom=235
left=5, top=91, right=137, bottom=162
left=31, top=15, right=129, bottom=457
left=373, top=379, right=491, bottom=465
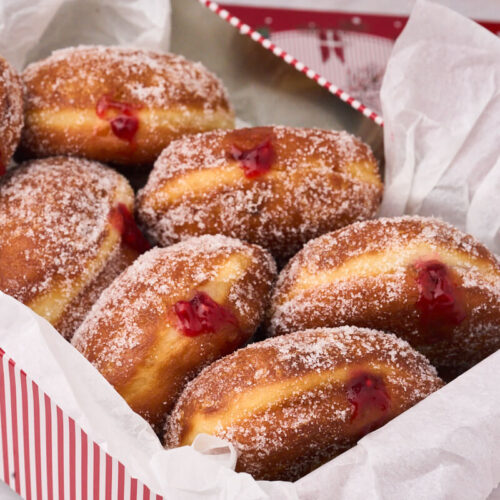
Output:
left=109, top=203, right=151, bottom=254
left=109, top=115, right=139, bottom=142
left=173, top=291, right=238, bottom=337
left=0, top=162, right=5, bottom=176
left=346, top=372, right=391, bottom=434
left=415, top=260, right=466, bottom=341
left=96, top=95, right=140, bottom=143
left=231, top=140, right=274, bottom=178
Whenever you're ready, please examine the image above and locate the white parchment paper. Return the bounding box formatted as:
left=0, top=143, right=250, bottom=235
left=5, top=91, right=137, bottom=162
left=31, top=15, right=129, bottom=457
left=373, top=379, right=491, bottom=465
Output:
left=0, top=0, right=499, bottom=499
left=0, top=0, right=171, bottom=70
left=379, top=0, right=500, bottom=255
left=1, top=291, right=499, bottom=500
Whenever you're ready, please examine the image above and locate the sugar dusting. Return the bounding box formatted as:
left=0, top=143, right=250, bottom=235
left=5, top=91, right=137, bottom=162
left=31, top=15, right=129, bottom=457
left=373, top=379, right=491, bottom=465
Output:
left=0, top=57, right=23, bottom=169
left=268, top=216, right=500, bottom=371
left=21, top=45, right=234, bottom=166
left=166, top=326, right=442, bottom=481
left=0, top=157, right=131, bottom=331
left=72, top=235, right=277, bottom=372
left=22, top=45, right=231, bottom=112
left=137, top=126, right=382, bottom=262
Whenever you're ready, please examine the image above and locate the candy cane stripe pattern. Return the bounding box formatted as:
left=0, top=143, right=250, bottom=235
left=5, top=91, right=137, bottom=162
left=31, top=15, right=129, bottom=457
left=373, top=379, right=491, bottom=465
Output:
left=0, top=349, right=163, bottom=499
left=198, top=0, right=384, bottom=125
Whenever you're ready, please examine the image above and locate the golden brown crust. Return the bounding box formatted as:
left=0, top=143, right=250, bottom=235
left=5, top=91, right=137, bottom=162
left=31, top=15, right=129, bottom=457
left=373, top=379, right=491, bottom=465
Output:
left=166, top=327, right=442, bottom=481
left=72, top=235, right=277, bottom=431
left=0, top=56, right=23, bottom=170
left=137, top=126, right=383, bottom=263
left=0, top=156, right=137, bottom=336
left=268, top=216, right=500, bottom=376
left=20, top=46, right=234, bottom=166
left=54, top=245, right=137, bottom=339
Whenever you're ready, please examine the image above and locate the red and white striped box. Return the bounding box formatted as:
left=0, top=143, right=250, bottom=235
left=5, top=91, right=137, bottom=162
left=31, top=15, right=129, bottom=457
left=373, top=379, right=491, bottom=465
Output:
left=208, top=0, right=500, bottom=121
left=0, top=348, right=163, bottom=500
left=201, top=0, right=384, bottom=125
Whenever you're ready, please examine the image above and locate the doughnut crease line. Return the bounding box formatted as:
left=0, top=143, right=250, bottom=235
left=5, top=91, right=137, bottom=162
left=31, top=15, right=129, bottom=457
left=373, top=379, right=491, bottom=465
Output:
left=180, top=361, right=398, bottom=445
left=151, top=160, right=379, bottom=206
left=285, top=243, right=497, bottom=302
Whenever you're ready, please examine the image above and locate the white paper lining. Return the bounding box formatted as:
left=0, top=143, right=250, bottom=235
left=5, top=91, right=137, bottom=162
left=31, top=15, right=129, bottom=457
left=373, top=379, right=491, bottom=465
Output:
left=379, top=0, right=500, bottom=255
left=0, top=0, right=171, bottom=70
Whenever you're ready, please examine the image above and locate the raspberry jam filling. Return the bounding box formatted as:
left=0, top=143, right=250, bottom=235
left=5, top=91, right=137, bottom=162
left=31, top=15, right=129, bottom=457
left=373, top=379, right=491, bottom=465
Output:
left=0, top=162, right=5, bottom=176
left=173, top=291, right=239, bottom=337
left=109, top=203, right=151, bottom=254
left=96, top=95, right=140, bottom=143
left=415, top=260, right=466, bottom=339
left=346, top=372, right=391, bottom=435
left=231, top=139, right=274, bottom=178
left=109, top=115, right=139, bottom=142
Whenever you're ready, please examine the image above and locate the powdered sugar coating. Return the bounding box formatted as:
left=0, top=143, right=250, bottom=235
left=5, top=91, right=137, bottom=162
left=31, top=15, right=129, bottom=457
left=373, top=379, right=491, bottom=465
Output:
left=0, top=56, right=23, bottom=170
left=137, top=126, right=383, bottom=263
left=268, top=216, right=500, bottom=375
left=0, top=157, right=134, bottom=334
left=23, top=45, right=231, bottom=111
left=74, top=235, right=276, bottom=365
left=72, top=235, right=276, bottom=429
left=166, top=326, right=442, bottom=481
left=20, top=45, right=234, bottom=166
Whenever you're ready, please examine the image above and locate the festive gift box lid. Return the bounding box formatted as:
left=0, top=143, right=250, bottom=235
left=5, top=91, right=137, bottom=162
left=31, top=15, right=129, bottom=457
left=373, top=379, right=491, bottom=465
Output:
left=171, top=0, right=384, bottom=158
left=208, top=0, right=500, bottom=118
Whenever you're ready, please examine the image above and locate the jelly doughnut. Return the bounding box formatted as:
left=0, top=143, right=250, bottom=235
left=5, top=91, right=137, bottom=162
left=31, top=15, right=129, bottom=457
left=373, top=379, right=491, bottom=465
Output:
left=0, top=56, right=23, bottom=175
left=166, top=326, right=442, bottom=481
left=137, top=126, right=383, bottom=263
left=20, top=46, right=234, bottom=167
left=0, top=156, right=146, bottom=339
left=72, top=235, right=276, bottom=431
left=268, top=216, right=500, bottom=376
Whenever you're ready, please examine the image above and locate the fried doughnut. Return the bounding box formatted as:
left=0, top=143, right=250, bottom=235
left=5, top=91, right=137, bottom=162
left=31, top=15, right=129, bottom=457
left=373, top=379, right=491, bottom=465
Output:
left=268, top=216, right=500, bottom=377
left=0, top=156, right=147, bottom=339
left=72, top=235, right=276, bottom=431
left=137, top=126, right=383, bottom=263
left=20, top=46, right=234, bottom=167
left=166, top=326, right=442, bottom=481
left=0, top=56, right=23, bottom=175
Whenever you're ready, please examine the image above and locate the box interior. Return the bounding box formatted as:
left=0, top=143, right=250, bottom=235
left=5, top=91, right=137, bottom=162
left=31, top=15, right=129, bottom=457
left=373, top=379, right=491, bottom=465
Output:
left=170, top=0, right=384, bottom=166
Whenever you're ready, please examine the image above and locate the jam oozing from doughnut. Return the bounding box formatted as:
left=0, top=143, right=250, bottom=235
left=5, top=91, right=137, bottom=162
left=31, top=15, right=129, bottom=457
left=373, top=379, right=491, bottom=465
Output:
left=109, top=116, right=139, bottom=142
left=174, top=291, right=239, bottom=337
left=231, top=140, right=274, bottom=178
left=0, top=162, right=5, bottom=176
left=415, top=260, right=466, bottom=339
left=96, top=95, right=140, bottom=143
left=109, top=203, right=151, bottom=254
left=346, top=372, right=390, bottom=434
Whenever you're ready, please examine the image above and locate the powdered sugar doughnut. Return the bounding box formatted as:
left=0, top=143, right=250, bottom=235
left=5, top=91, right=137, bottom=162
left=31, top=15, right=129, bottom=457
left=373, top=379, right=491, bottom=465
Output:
left=137, top=126, right=382, bottom=263
left=0, top=56, right=23, bottom=175
left=0, top=157, right=147, bottom=339
left=166, top=326, right=442, bottom=481
left=20, top=46, right=234, bottom=167
left=268, top=216, right=500, bottom=377
left=72, top=235, right=276, bottom=431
